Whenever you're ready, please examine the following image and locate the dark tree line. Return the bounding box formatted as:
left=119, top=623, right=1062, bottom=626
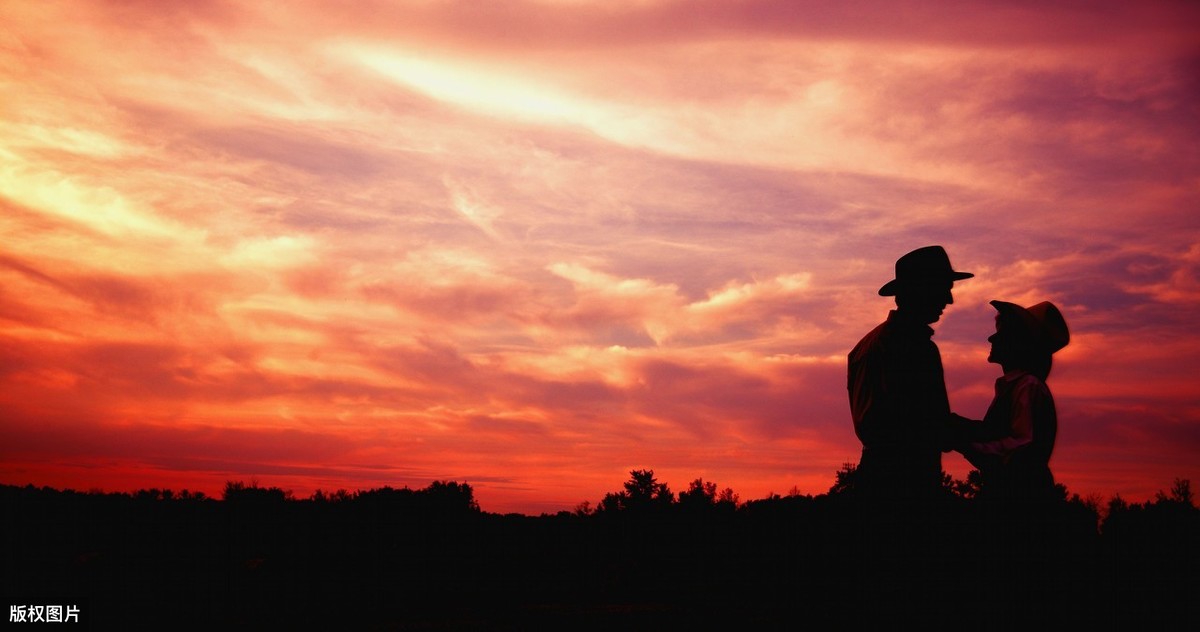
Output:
left=589, top=470, right=738, bottom=515
left=2, top=470, right=1196, bottom=630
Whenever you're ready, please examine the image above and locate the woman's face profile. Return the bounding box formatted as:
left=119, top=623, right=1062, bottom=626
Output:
left=987, top=314, right=1017, bottom=366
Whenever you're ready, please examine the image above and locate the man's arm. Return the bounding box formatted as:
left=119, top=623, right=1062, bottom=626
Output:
left=848, top=350, right=905, bottom=446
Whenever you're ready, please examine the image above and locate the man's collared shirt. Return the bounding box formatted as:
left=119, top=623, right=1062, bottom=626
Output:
left=847, top=310, right=951, bottom=486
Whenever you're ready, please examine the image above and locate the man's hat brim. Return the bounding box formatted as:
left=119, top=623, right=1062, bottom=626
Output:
left=878, top=271, right=974, bottom=296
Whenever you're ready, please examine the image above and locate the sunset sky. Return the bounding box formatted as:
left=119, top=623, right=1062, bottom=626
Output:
left=2, top=1, right=1198, bottom=514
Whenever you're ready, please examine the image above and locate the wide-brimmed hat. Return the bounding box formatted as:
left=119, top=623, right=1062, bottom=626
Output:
left=990, top=300, right=1070, bottom=354
left=878, top=245, right=974, bottom=296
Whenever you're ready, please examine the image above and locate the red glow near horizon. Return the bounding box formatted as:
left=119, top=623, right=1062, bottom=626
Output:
left=2, top=1, right=1198, bottom=514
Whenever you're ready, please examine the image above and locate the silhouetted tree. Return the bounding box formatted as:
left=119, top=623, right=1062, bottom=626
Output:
left=598, top=491, right=623, bottom=513
left=1155, top=478, right=1194, bottom=507
left=626, top=469, right=673, bottom=506
left=134, top=488, right=168, bottom=502
left=1097, top=479, right=1197, bottom=629
left=678, top=478, right=718, bottom=510
left=419, top=480, right=480, bottom=514
left=222, top=480, right=291, bottom=504
left=949, top=469, right=983, bottom=499
left=678, top=478, right=739, bottom=514
left=598, top=469, right=674, bottom=513
left=827, top=462, right=862, bottom=496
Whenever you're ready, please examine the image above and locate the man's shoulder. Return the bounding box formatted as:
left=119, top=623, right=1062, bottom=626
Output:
left=849, top=313, right=940, bottom=365
left=849, top=319, right=892, bottom=360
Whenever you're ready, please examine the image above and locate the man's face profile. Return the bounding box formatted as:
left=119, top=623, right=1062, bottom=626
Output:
left=898, top=280, right=954, bottom=324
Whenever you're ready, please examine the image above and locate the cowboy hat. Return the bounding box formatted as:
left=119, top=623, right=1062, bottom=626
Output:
left=990, top=300, right=1070, bottom=354
left=878, top=245, right=974, bottom=296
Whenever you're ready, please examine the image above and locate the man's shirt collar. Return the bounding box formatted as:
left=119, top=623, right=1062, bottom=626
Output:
left=887, top=309, right=934, bottom=338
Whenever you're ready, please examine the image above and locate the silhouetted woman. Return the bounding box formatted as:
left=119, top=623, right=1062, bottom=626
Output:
left=955, top=300, right=1070, bottom=505
left=952, top=302, right=1075, bottom=632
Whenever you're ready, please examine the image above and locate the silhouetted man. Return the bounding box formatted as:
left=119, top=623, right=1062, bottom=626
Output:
left=847, top=245, right=973, bottom=500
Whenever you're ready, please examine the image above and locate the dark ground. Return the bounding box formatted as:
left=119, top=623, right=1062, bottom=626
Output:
left=2, top=484, right=1196, bottom=630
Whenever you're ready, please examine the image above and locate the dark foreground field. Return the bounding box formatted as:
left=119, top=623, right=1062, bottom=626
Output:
left=3, top=480, right=1196, bottom=630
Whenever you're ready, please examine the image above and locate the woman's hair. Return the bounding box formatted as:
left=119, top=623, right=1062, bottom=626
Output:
left=1000, top=311, right=1054, bottom=380
left=1028, top=353, right=1053, bottom=381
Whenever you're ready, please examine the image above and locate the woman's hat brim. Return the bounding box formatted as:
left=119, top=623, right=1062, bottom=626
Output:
left=991, top=299, right=1070, bottom=353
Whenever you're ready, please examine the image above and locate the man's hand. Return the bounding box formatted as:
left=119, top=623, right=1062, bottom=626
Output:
left=941, top=412, right=978, bottom=452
